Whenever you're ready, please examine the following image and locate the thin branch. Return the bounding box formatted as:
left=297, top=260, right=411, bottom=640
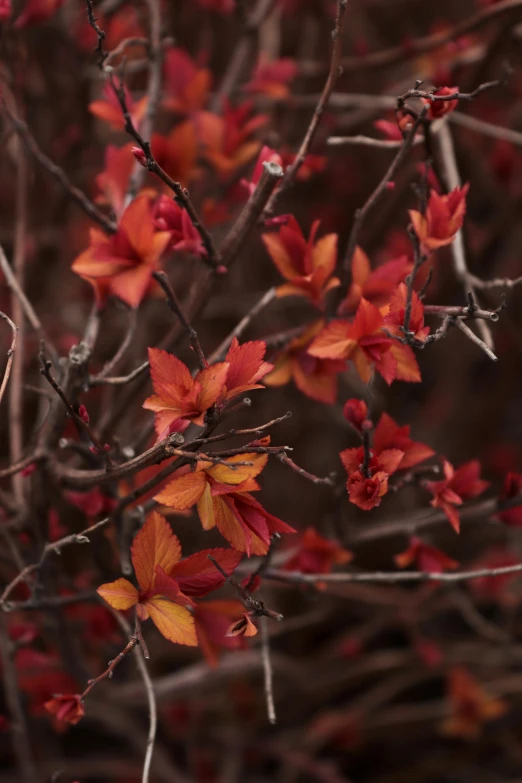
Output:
left=0, top=243, right=57, bottom=359
left=263, top=0, right=348, bottom=215
left=454, top=317, right=498, bottom=360
left=0, top=312, right=17, bottom=406
left=276, top=451, right=335, bottom=486
left=210, top=287, right=276, bottom=362
left=339, top=106, right=429, bottom=291
left=434, top=122, right=494, bottom=349
left=260, top=616, right=276, bottom=724
left=90, top=358, right=150, bottom=386
left=110, top=74, right=220, bottom=267
left=0, top=614, right=38, bottom=783
left=39, top=347, right=114, bottom=467
left=0, top=516, right=110, bottom=607
left=95, top=308, right=138, bottom=379
left=113, top=613, right=157, bottom=783
left=1, top=101, right=116, bottom=234
left=8, top=142, right=27, bottom=508
left=264, top=561, right=522, bottom=585
left=220, top=161, right=284, bottom=264
left=153, top=271, right=207, bottom=369
left=449, top=109, right=522, bottom=146
left=124, top=0, right=163, bottom=205
left=304, top=0, right=522, bottom=75
left=210, top=0, right=276, bottom=112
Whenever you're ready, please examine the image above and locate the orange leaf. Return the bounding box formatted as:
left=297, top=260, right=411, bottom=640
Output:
left=196, top=362, right=230, bottom=411
left=97, top=578, right=138, bottom=610
left=131, top=511, right=182, bottom=593
left=154, top=470, right=207, bottom=509
left=144, top=596, right=197, bottom=646
left=205, top=452, right=268, bottom=485
left=147, top=347, right=193, bottom=406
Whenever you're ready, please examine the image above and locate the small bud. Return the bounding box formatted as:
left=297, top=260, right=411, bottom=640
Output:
left=78, top=404, right=90, bottom=424
left=385, top=181, right=395, bottom=191
left=131, top=146, right=147, bottom=167
left=21, top=463, right=36, bottom=478
left=215, top=265, right=228, bottom=275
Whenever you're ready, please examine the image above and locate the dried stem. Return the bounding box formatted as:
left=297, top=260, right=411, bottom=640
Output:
left=263, top=0, right=348, bottom=215
left=0, top=614, right=38, bottom=783
left=1, top=100, right=116, bottom=234
left=260, top=616, right=276, bottom=724
left=0, top=516, right=109, bottom=607
left=152, top=271, right=207, bottom=369
left=0, top=312, right=17, bottom=406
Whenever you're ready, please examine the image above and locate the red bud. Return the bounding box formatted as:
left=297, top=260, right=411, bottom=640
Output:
left=131, top=146, right=147, bottom=167
left=78, top=404, right=90, bottom=424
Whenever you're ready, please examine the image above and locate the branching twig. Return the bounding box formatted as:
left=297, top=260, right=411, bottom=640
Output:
left=0, top=516, right=109, bottom=606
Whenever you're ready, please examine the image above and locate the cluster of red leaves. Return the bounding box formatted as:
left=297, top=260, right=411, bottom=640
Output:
left=72, top=196, right=171, bottom=308
left=340, top=401, right=434, bottom=510
left=425, top=459, right=490, bottom=532
left=44, top=511, right=246, bottom=724
left=155, top=447, right=295, bottom=555
left=143, top=337, right=273, bottom=440
left=410, top=184, right=469, bottom=252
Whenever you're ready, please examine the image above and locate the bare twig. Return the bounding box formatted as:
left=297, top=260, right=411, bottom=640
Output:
left=110, top=75, right=220, bottom=267
left=339, top=107, right=429, bottom=291
left=0, top=516, right=109, bottom=607
left=260, top=616, right=276, bottom=724
left=124, top=0, right=163, bottom=205
left=434, top=122, right=494, bottom=349
left=210, top=287, right=276, bottom=362
left=264, top=0, right=348, bottom=215
left=0, top=312, right=17, bottom=406
left=264, top=561, right=522, bottom=585
left=0, top=614, right=38, bottom=783
left=1, top=101, right=116, bottom=234
left=220, top=161, right=283, bottom=263
left=152, top=271, right=207, bottom=369
left=39, top=347, right=114, bottom=467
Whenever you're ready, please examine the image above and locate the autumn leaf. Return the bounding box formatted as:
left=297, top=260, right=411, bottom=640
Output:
left=425, top=460, right=490, bottom=533
left=71, top=195, right=171, bottom=308
left=97, top=512, right=197, bottom=647
left=264, top=320, right=345, bottom=404
left=410, top=184, right=469, bottom=252
left=384, top=283, right=430, bottom=342
left=221, top=338, right=274, bottom=402
left=262, top=215, right=340, bottom=308
left=130, top=510, right=182, bottom=593
left=96, top=578, right=139, bottom=610
left=394, top=536, right=458, bottom=573
left=155, top=457, right=295, bottom=555
left=170, top=548, right=243, bottom=597
left=143, top=348, right=229, bottom=439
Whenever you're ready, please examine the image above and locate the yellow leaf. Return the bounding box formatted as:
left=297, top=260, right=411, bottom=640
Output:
left=145, top=597, right=197, bottom=646
left=206, top=452, right=268, bottom=485
left=97, top=578, right=138, bottom=610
